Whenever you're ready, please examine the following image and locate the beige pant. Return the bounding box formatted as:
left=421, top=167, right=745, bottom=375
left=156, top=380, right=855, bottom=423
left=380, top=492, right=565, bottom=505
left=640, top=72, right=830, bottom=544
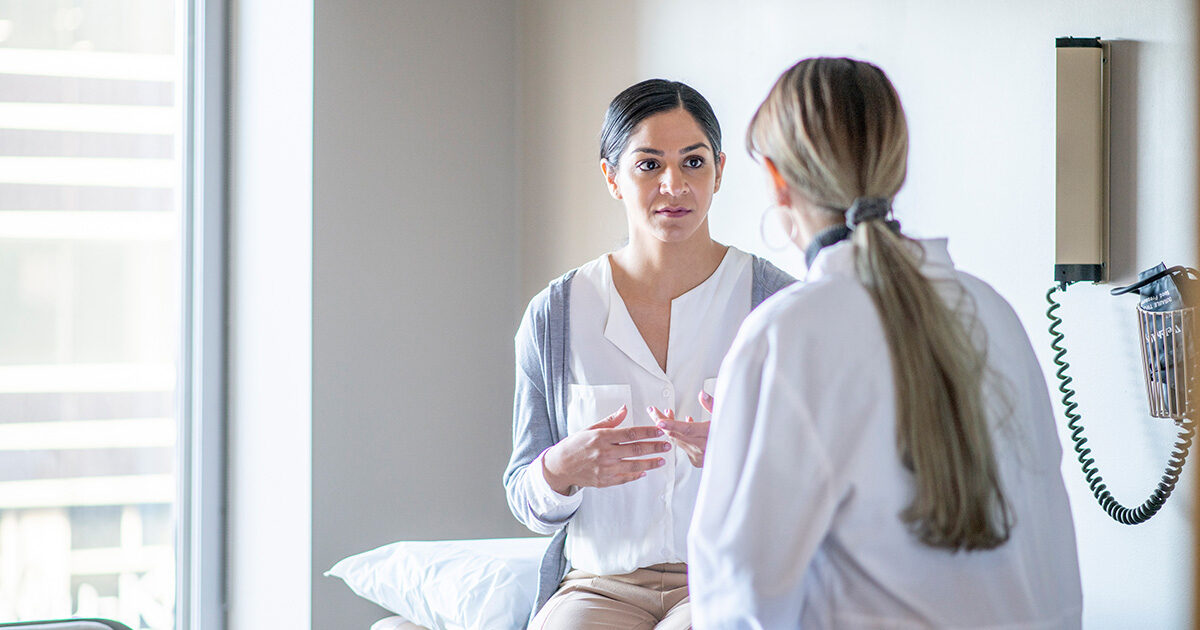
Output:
left=529, top=562, right=691, bottom=630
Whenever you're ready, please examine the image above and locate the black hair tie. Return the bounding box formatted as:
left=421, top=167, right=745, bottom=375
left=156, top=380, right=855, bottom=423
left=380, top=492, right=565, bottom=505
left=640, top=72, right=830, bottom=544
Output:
left=844, top=197, right=892, bottom=230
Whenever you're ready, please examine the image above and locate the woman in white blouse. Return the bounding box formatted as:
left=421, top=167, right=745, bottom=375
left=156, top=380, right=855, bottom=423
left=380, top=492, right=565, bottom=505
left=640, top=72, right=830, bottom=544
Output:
left=503, top=80, right=793, bottom=629
left=689, top=58, right=1083, bottom=628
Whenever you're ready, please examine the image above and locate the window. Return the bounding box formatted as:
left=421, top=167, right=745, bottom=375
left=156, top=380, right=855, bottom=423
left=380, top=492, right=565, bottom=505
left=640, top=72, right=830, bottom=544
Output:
left=0, top=2, right=224, bottom=629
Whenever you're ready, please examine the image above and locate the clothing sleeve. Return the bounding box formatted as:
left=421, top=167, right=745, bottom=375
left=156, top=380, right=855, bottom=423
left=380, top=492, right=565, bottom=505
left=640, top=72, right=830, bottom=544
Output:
left=527, top=449, right=584, bottom=521
left=1003, top=293, right=1068, bottom=472
left=502, top=297, right=580, bottom=534
left=688, top=319, right=839, bottom=630
left=751, top=255, right=798, bottom=309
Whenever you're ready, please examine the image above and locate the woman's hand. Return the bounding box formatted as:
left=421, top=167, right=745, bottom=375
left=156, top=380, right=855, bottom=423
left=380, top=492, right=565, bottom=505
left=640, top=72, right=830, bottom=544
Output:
left=650, top=391, right=714, bottom=468
left=542, top=405, right=670, bottom=495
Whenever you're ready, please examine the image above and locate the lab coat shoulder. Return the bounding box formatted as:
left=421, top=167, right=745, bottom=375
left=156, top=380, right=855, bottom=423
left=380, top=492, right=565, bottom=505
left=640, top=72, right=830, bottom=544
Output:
left=713, top=272, right=878, bottom=503
left=694, top=278, right=861, bottom=628
left=729, top=271, right=877, bottom=369
left=953, top=270, right=1067, bottom=472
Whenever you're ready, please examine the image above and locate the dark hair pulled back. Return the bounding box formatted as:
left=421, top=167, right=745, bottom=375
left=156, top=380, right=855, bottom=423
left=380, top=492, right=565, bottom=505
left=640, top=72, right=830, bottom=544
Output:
left=599, top=79, right=722, bottom=167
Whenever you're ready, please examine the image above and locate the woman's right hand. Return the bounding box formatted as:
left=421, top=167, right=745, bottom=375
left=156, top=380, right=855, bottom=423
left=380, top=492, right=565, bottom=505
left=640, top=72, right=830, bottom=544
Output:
left=542, top=405, right=669, bottom=495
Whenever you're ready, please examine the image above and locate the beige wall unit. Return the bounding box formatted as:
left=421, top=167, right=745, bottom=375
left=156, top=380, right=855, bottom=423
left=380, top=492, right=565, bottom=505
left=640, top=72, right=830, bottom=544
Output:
left=1055, top=37, right=1110, bottom=284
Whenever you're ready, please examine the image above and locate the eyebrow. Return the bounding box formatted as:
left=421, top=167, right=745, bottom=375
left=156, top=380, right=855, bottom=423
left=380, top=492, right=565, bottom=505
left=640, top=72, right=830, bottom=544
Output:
left=631, top=143, right=712, bottom=156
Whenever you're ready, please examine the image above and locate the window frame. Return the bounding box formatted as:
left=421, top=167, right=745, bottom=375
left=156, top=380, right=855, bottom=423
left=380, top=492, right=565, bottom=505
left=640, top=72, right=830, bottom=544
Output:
left=177, top=0, right=227, bottom=628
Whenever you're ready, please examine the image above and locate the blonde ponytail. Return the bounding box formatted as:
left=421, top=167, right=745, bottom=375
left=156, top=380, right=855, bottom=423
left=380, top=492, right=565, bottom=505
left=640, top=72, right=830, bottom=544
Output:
left=749, top=57, right=1011, bottom=551
left=854, top=220, right=1010, bottom=549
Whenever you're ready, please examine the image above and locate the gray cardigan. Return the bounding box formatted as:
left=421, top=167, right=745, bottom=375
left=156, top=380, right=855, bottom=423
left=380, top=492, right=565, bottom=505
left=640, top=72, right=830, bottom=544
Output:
left=502, top=255, right=795, bottom=622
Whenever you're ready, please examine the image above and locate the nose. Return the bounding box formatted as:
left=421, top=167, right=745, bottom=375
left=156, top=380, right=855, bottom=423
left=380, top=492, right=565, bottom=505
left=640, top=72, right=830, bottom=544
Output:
left=660, top=165, right=688, bottom=197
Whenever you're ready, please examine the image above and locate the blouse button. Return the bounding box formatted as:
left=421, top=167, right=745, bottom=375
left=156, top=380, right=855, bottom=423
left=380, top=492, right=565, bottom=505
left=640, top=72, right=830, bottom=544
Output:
left=662, top=388, right=671, bottom=398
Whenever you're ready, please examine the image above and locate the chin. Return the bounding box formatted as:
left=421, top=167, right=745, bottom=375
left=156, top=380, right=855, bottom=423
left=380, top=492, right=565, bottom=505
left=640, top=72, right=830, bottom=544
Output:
left=652, top=225, right=703, bottom=244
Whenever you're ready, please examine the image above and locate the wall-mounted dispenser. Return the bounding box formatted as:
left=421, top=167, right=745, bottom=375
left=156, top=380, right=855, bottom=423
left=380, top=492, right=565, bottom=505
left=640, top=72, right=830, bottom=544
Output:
left=1047, top=36, right=1197, bottom=525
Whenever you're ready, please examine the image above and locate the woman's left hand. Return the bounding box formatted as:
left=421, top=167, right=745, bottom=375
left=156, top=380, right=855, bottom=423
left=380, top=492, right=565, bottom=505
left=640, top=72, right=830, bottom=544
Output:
left=648, top=394, right=711, bottom=468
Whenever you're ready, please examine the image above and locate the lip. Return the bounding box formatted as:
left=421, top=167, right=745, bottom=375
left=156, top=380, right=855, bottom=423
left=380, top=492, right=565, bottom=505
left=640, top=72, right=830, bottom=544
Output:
left=654, top=207, right=693, bottom=218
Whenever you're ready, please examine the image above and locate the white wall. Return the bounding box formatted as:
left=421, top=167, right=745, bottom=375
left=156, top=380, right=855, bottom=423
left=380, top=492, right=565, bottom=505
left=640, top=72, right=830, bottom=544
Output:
left=227, top=0, right=313, bottom=628
left=518, top=1, right=1196, bottom=628
left=230, top=2, right=523, bottom=628
left=228, top=1, right=1195, bottom=627
left=517, top=2, right=640, bottom=300
left=311, top=2, right=523, bottom=629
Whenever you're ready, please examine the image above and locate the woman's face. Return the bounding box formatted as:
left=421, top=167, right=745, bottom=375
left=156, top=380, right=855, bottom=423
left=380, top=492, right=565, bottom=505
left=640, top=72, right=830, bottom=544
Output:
left=603, top=107, right=725, bottom=245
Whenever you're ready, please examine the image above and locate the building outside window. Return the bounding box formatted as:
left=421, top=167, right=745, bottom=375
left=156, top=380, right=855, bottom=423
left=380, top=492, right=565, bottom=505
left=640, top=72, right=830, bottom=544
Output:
left=0, top=2, right=213, bottom=628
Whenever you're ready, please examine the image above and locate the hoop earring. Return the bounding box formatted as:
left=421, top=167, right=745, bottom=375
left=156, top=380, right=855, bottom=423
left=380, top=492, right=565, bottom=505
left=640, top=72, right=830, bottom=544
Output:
left=759, top=205, right=798, bottom=251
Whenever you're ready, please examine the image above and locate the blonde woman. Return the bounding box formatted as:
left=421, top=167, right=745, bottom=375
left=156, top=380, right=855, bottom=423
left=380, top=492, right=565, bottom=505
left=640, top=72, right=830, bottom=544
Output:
left=688, top=58, right=1082, bottom=628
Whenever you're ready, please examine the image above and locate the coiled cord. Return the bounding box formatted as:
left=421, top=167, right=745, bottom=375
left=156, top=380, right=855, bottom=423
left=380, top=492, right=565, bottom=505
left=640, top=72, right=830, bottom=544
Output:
left=1045, top=284, right=1194, bottom=525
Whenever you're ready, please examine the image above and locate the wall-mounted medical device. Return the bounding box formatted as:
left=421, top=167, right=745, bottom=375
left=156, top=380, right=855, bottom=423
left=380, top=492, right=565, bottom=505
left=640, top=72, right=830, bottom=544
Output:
left=1055, top=37, right=1109, bottom=285
left=1047, top=36, right=1198, bottom=525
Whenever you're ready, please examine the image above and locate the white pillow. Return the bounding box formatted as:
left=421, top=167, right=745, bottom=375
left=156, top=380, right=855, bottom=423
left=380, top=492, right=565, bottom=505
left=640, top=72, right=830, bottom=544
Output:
left=326, top=537, right=551, bottom=630
left=370, top=616, right=425, bottom=630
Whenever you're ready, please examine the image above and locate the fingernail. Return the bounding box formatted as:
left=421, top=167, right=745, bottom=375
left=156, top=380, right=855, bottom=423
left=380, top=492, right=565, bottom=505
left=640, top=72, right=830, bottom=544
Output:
left=646, top=405, right=655, bottom=415
left=656, top=422, right=667, bottom=429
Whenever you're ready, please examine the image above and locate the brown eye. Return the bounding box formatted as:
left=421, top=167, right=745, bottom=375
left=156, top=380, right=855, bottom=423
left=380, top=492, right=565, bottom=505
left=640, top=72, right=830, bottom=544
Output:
left=636, top=159, right=660, bottom=172
left=684, top=156, right=705, bottom=168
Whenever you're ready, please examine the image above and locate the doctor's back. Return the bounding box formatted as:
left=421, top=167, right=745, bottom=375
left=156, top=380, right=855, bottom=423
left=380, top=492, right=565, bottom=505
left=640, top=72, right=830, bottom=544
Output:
left=687, top=57, right=1082, bottom=630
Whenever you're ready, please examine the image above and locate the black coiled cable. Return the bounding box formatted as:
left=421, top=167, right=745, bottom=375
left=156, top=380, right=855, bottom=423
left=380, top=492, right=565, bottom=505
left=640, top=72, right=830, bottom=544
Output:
left=1045, top=284, right=1194, bottom=525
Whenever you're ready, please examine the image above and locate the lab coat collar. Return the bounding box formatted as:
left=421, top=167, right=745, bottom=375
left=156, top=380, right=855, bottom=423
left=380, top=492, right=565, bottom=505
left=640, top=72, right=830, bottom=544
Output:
left=804, top=223, right=852, bottom=268
left=805, top=237, right=957, bottom=282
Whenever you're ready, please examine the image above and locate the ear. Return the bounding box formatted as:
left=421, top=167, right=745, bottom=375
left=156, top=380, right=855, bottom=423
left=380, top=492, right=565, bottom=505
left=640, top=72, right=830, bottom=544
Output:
left=763, top=157, right=792, bottom=207
left=601, top=160, right=622, bottom=200
left=713, top=151, right=727, bottom=193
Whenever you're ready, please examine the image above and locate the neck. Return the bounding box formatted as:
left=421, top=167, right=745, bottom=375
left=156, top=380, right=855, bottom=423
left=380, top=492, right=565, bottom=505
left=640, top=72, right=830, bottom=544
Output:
left=613, top=225, right=727, bottom=302
left=790, top=205, right=844, bottom=252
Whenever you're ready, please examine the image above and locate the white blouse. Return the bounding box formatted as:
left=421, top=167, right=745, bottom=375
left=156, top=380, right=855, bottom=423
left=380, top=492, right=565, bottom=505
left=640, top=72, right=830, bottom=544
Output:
left=690, top=239, right=1082, bottom=629
left=525, top=246, right=753, bottom=576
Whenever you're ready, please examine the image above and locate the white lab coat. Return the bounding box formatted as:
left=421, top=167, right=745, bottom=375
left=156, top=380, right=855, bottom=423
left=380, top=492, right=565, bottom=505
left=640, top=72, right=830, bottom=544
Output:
left=689, top=238, right=1082, bottom=629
